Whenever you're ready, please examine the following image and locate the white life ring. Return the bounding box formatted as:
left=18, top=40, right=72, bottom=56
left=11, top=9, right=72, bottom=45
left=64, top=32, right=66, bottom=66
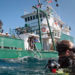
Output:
left=41, top=27, right=46, bottom=32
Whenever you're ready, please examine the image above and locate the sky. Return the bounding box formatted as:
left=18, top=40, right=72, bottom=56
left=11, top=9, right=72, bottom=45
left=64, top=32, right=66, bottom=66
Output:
left=0, top=0, right=75, bottom=38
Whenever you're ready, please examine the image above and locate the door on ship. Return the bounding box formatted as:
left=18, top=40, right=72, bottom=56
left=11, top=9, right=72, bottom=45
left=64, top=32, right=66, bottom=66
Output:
left=43, top=38, right=50, bottom=50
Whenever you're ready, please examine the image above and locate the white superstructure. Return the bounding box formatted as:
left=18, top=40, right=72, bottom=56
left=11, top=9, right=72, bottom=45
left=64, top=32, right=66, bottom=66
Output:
left=20, top=6, right=71, bottom=50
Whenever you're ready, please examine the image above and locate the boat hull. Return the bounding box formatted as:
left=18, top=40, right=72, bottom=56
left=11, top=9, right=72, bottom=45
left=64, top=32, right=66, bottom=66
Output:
left=0, top=49, right=58, bottom=59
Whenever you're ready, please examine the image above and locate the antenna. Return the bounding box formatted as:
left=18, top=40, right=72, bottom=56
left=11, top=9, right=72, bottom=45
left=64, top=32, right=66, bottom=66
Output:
left=37, top=0, right=42, bottom=8
left=38, top=0, right=40, bottom=4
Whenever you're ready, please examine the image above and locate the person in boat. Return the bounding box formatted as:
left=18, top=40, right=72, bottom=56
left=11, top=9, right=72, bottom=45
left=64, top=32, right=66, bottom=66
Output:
left=0, top=29, right=3, bottom=33
left=28, top=36, right=35, bottom=49
left=0, top=20, right=3, bottom=33
left=28, top=36, right=39, bottom=50
left=6, top=32, right=9, bottom=36
left=56, top=40, right=75, bottom=75
left=28, top=37, right=33, bottom=49
left=34, top=37, right=39, bottom=43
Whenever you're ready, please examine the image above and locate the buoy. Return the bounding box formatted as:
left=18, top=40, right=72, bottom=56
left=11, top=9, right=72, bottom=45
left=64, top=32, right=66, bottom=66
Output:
left=41, top=27, right=46, bottom=32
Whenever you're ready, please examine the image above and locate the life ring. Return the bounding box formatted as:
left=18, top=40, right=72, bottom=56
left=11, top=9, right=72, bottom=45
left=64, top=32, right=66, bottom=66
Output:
left=41, top=27, right=46, bottom=32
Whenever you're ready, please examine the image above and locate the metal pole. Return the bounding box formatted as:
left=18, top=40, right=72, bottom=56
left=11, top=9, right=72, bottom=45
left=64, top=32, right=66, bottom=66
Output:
left=45, top=14, right=56, bottom=50
left=40, top=10, right=56, bottom=50
left=37, top=8, right=43, bottom=50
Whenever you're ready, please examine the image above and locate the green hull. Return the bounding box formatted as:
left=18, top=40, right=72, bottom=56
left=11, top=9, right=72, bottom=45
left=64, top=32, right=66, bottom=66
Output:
left=0, top=36, right=58, bottom=59
left=0, top=33, right=74, bottom=59
left=0, top=49, right=58, bottom=59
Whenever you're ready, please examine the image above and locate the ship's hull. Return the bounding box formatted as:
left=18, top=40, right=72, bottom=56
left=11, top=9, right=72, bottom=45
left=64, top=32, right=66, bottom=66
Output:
left=0, top=49, right=58, bottom=59
left=0, top=33, right=74, bottom=59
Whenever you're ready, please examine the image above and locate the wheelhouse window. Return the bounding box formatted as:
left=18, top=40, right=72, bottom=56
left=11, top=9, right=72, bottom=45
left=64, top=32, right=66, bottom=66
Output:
left=28, top=17, right=30, bottom=21
left=33, top=15, right=35, bottom=20
left=25, top=13, right=45, bottom=22
left=30, top=16, right=32, bottom=20
left=53, top=31, right=61, bottom=37
left=25, top=18, right=27, bottom=22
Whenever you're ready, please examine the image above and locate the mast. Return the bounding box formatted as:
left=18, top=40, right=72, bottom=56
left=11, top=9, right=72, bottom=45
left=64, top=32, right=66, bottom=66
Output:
left=37, top=8, right=43, bottom=49
left=37, top=0, right=43, bottom=49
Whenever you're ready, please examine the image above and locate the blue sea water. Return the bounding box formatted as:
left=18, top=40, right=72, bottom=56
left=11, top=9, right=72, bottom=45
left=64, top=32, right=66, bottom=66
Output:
left=0, top=57, right=50, bottom=75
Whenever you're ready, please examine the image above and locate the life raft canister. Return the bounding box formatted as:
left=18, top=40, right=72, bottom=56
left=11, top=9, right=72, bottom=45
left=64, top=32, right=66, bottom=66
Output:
left=41, top=27, right=46, bottom=32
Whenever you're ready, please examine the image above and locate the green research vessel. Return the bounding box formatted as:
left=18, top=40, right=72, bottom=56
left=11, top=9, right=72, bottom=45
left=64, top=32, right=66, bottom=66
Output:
left=0, top=0, right=74, bottom=60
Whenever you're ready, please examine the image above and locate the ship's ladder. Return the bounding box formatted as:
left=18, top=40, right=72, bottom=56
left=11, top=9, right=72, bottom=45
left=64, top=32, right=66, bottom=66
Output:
left=34, top=42, right=42, bottom=58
